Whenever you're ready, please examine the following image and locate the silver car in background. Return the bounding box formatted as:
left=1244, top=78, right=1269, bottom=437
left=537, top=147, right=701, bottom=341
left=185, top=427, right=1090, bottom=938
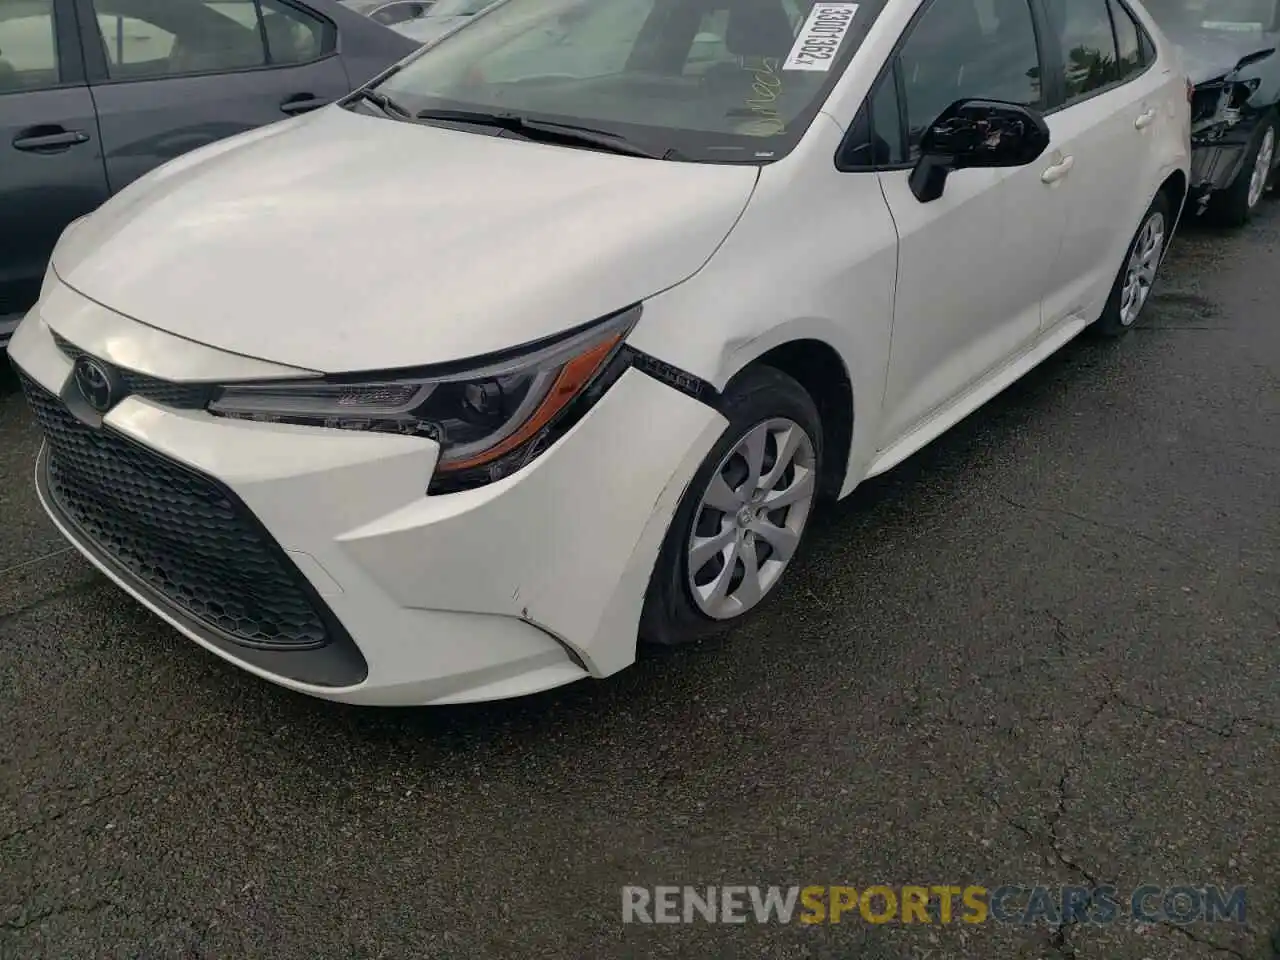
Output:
left=387, top=0, right=498, bottom=43
left=340, top=0, right=435, bottom=26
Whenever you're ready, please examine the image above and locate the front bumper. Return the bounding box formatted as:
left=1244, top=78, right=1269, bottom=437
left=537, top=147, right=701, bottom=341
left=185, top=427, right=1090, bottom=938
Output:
left=1188, top=105, right=1267, bottom=208
left=1189, top=141, right=1249, bottom=202
left=8, top=287, right=726, bottom=705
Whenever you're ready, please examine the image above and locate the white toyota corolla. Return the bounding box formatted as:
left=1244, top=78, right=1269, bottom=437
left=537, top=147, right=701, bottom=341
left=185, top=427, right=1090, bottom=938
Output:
left=9, top=0, right=1190, bottom=705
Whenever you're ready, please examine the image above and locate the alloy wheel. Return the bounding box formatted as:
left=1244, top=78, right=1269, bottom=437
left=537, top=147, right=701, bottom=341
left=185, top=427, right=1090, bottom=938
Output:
left=1118, top=210, right=1166, bottom=327
left=1248, top=126, right=1276, bottom=210
left=686, top=418, right=817, bottom=620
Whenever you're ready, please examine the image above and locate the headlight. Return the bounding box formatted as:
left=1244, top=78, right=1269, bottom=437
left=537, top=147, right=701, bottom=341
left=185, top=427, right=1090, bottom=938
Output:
left=209, top=306, right=639, bottom=492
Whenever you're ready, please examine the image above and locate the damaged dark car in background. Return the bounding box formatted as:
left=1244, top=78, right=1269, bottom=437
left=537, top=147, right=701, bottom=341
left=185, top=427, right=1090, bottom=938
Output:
left=1144, top=0, right=1280, bottom=224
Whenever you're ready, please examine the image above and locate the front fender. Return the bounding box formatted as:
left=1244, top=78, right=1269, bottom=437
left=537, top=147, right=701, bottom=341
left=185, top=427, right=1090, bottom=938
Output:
left=627, top=129, right=899, bottom=495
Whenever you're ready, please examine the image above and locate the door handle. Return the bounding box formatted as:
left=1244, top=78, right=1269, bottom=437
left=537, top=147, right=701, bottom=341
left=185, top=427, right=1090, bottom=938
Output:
left=12, top=129, right=90, bottom=153
left=280, top=95, right=329, bottom=115
left=1135, top=108, right=1157, bottom=129
left=1041, top=154, right=1075, bottom=184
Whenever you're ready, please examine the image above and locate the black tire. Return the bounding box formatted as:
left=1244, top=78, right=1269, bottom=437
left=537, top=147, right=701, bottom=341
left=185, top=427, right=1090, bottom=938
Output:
left=1093, top=190, right=1172, bottom=338
left=1209, top=116, right=1277, bottom=227
left=639, top=365, right=822, bottom=647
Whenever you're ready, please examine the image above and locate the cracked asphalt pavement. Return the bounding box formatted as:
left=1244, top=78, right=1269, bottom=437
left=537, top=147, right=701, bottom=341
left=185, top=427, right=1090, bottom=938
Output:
left=2, top=208, right=1278, bottom=960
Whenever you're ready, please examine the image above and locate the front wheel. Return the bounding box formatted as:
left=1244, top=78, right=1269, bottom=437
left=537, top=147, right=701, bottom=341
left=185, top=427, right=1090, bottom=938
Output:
left=1093, top=191, right=1171, bottom=338
left=1210, top=117, right=1277, bottom=227
left=640, top=366, right=822, bottom=647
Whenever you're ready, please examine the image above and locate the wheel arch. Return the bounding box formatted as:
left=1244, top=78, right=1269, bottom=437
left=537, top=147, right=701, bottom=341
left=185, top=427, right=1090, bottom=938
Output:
left=1159, top=167, right=1188, bottom=221
left=724, top=338, right=855, bottom=500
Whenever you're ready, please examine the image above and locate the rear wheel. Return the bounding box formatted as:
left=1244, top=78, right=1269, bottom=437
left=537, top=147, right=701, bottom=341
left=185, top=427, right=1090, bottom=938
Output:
left=640, top=366, right=822, bottom=647
left=1210, top=117, right=1277, bottom=227
left=1093, top=191, right=1170, bottom=338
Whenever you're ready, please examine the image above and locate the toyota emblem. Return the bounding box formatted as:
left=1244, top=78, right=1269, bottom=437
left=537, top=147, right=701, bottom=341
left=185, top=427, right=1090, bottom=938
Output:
left=73, top=355, right=117, bottom=413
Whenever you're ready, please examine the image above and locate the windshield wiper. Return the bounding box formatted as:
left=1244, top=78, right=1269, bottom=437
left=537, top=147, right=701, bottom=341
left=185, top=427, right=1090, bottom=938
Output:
left=414, top=109, right=678, bottom=159
left=350, top=88, right=413, bottom=120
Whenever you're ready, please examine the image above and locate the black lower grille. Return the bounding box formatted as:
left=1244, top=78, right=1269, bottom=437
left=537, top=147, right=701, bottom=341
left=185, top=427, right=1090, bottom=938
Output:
left=21, top=373, right=330, bottom=651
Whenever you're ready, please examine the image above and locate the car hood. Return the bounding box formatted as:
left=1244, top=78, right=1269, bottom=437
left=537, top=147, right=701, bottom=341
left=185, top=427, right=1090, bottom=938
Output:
left=1167, top=28, right=1279, bottom=85
left=52, top=107, right=757, bottom=373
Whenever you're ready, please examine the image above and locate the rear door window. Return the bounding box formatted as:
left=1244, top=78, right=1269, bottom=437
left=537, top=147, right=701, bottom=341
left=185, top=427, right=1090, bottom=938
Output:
left=1042, top=0, right=1123, bottom=103
left=90, top=0, right=264, bottom=78
left=1110, top=0, right=1145, bottom=80
left=90, top=0, right=332, bottom=80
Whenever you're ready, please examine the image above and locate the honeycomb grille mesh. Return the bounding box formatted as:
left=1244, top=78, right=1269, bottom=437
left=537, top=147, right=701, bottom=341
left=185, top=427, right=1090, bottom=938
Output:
left=50, top=331, right=211, bottom=409
left=20, top=374, right=330, bottom=650
left=119, top=370, right=212, bottom=409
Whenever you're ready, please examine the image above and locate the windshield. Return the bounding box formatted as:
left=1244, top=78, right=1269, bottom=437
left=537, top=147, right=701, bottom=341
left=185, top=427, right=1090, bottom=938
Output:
left=372, top=0, right=887, bottom=163
left=1142, top=0, right=1280, bottom=34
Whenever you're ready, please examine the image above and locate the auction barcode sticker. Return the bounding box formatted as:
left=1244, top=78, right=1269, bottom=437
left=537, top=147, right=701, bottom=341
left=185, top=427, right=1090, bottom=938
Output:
left=783, top=2, right=860, bottom=72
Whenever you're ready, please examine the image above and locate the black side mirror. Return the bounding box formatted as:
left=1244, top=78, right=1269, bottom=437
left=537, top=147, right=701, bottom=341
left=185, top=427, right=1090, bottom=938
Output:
left=908, top=99, right=1052, bottom=203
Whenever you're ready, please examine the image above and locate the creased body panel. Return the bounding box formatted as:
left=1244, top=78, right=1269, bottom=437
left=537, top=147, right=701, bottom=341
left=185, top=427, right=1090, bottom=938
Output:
left=9, top=312, right=726, bottom=702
